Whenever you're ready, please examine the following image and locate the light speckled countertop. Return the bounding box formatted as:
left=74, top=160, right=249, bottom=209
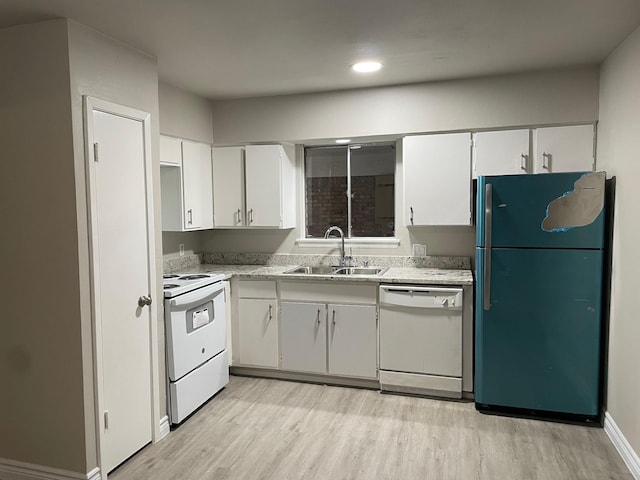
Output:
left=170, top=263, right=473, bottom=286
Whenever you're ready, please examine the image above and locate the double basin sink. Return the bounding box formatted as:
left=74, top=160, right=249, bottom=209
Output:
left=283, top=265, right=388, bottom=276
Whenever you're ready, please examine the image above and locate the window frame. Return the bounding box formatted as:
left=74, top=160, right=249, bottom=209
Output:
left=297, top=142, right=400, bottom=248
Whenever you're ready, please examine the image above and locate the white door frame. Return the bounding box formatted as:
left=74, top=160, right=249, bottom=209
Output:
left=83, top=96, right=160, bottom=479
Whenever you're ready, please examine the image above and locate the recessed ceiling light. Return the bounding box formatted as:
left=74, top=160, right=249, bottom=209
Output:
left=335, top=139, right=351, bottom=144
left=351, top=61, right=383, bottom=73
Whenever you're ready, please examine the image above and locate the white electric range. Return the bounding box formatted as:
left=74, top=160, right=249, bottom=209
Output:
left=163, top=273, right=229, bottom=425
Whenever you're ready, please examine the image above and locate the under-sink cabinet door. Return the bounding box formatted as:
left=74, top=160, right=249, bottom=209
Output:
left=280, top=302, right=327, bottom=374
left=238, top=298, right=278, bottom=368
left=327, top=304, right=377, bottom=379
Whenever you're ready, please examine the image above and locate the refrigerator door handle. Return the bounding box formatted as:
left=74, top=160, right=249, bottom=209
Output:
left=484, top=183, right=492, bottom=310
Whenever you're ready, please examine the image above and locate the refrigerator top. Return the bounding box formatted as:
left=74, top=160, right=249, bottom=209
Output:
left=477, top=172, right=606, bottom=250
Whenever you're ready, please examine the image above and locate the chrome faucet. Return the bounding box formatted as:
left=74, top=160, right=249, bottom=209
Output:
left=324, top=225, right=348, bottom=267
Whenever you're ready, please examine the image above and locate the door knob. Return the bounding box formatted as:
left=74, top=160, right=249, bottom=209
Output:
left=138, top=295, right=152, bottom=307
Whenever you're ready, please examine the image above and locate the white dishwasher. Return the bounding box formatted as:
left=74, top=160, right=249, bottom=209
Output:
left=379, top=285, right=463, bottom=398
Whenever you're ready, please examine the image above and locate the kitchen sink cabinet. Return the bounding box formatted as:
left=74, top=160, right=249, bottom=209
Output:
left=327, top=304, right=377, bottom=379
left=279, top=282, right=378, bottom=380
left=532, top=124, right=595, bottom=174
left=237, top=280, right=279, bottom=368
left=403, top=133, right=472, bottom=226
left=212, top=144, right=296, bottom=229
left=280, top=302, right=327, bottom=374
left=160, top=135, right=213, bottom=231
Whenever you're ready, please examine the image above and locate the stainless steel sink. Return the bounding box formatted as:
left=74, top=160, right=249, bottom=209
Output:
left=283, top=265, right=338, bottom=275
left=333, top=266, right=388, bottom=276
left=283, top=265, right=388, bottom=276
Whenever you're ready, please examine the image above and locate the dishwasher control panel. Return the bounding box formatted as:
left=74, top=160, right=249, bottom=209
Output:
left=379, top=285, right=463, bottom=310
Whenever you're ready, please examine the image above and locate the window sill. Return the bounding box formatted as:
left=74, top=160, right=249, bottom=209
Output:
left=295, top=237, right=400, bottom=249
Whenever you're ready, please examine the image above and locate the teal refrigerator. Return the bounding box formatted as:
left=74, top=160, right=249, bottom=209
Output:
left=475, top=171, right=606, bottom=421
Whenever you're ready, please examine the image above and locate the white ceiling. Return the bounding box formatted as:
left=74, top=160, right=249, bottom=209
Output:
left=1, top=0, right=640, bottom=100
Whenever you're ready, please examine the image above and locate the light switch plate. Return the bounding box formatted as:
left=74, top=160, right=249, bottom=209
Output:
left=412, top=243, right=427, bottom=257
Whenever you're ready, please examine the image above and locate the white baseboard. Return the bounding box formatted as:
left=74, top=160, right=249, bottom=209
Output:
left=0, top=459, right=100, bottom=480
left=604, top=411, right=640, bottom=479
left=158, top=415, right=170, bottom=441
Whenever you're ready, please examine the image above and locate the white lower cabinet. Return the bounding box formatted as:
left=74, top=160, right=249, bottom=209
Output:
left=280, top=302, right=326, bottom=374
left=237, top=281, right=278, bottom=368
left=278, top=282, right=378, bottom=380
left=327, top=304, right=377, bottom=379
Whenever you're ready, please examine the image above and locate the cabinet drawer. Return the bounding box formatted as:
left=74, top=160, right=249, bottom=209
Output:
left=279, top=281, right=376, bottom=304
left=237, top=280, right=276, bottom=299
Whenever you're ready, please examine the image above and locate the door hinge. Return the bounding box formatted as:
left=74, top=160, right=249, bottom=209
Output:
left=93, top=143, right=99, bottom=162
left=104, top=410, right=109, bottom=430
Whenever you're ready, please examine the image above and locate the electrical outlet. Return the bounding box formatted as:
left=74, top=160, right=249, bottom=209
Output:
left=412, top=243, right=427, bottom=257
left=179, top=244, right=185, bottom=256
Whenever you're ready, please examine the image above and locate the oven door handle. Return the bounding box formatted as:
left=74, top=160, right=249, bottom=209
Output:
left=167, top=281, right=225, bottom=308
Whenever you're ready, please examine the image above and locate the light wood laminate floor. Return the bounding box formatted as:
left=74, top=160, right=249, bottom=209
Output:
left=110, top=376, right=631, bottom=480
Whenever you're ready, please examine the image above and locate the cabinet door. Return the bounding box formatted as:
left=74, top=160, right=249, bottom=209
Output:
left=533, top=125, right=595, bottom=174
left=238, top=298, right=278, bottom=368
left=280, top=302, right=326, bottom=374
left=182, top=140, right=213, bottom=230
left=245, top=145, right=282, bottom=227
left=328, top=304, right=377, bottom=379
left=403, top=133, right=472, bottom=226
left=473, top=129, right=530, bottom=178
left=159, top=135, right=181, bottom=166
left=212, top=146, right=244, bottom=227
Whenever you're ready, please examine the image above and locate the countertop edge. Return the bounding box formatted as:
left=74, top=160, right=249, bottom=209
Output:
left=170, top=264, right=474, bottom=286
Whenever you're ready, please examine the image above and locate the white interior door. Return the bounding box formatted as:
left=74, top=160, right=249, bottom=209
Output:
left=91, top=107, right=153, bottom=473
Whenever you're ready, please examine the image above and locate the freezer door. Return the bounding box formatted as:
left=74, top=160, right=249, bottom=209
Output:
left=475, top=247, right=603, bottom=416
left=476, top=172, right=605, bottom=249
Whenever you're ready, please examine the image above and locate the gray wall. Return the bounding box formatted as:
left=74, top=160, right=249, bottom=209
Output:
left=0, top=19, right=87, bottom=473
left=597, top=24, right=640, bottom=459
left=203, top=67, right=600, bottom=257
left=211, top=67, right=599, bottom=145
left=158, top=82, right=212, bottom=258
left=67, top=19, right=162, bottom=475
left=0, top=18, right=163, bottom=476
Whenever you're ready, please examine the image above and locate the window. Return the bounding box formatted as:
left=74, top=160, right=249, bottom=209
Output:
left=304, top=143, right=396, bottom=238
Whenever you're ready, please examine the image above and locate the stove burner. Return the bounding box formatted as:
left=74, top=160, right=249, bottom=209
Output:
left=179, top=274, right=210, bottom=280
left=164, top=284, right=179, bottom=289
left=163, top=274, right=179, bottom=279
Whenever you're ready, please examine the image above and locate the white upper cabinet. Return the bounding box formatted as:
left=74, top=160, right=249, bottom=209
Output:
left=472, top=129, right=530, bottom=178
left=159, top=135, right=181, bottom=166
left=244, top=144, right=296, bottom=228
left=533, top=125, right=595, bottom=174
left=159, top=135, right=213, bottom=231
left=403, top=133, right=472, bottom=226
left=212, top=146, right=244, bottom=227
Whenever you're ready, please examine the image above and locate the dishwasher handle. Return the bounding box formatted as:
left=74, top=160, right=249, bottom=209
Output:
left=379, top=285, right=463, bottom=310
